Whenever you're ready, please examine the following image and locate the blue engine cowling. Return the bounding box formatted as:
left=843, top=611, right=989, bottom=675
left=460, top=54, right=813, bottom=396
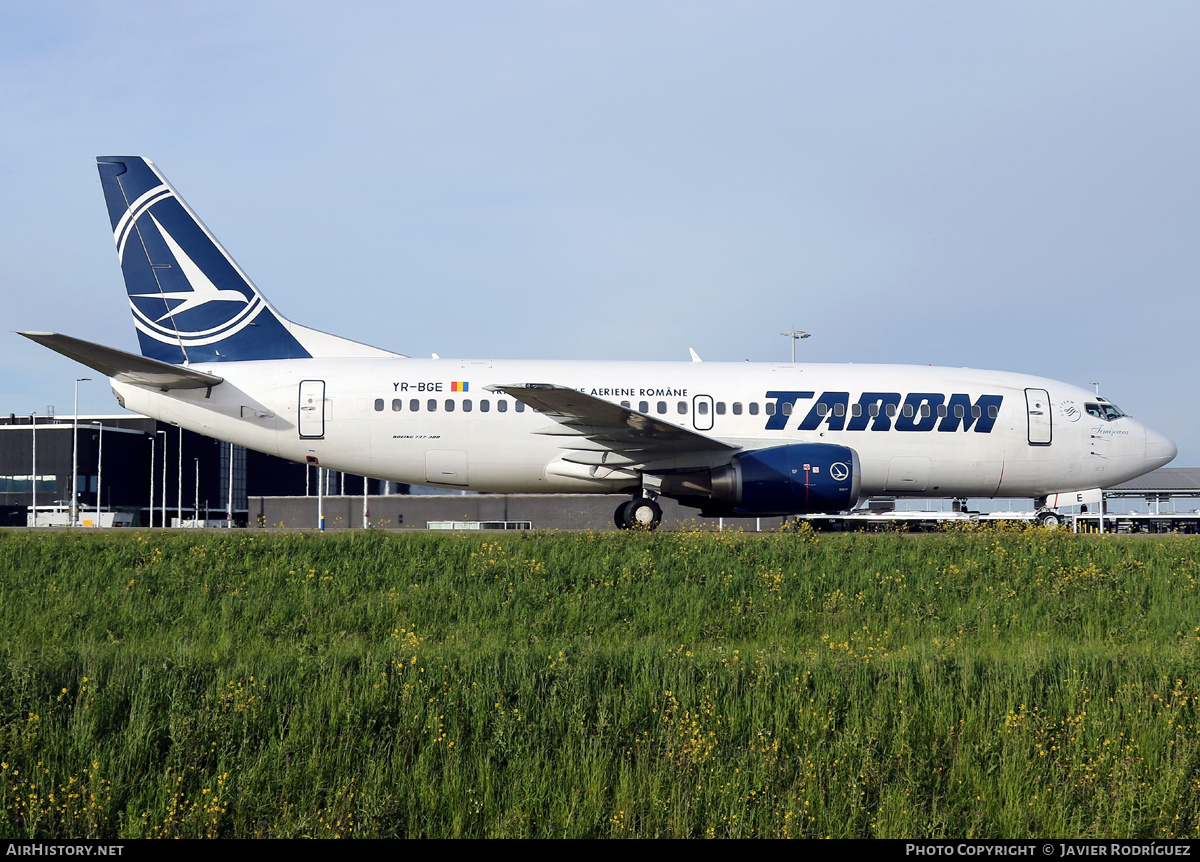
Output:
left=697, top=443, right=860, bottom=516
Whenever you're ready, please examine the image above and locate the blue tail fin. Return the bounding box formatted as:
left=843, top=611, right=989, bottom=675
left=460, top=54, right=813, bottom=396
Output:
left=97, top=157, right=310, bottom=363
left=97, top=157, right=400, bottom=364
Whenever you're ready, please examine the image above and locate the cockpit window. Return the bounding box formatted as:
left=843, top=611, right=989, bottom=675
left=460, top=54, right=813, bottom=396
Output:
left=1085, top=402, right=1126, bottom=421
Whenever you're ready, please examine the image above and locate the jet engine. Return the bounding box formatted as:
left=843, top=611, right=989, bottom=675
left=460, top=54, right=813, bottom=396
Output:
left=660, top=443, right=860, bottom=517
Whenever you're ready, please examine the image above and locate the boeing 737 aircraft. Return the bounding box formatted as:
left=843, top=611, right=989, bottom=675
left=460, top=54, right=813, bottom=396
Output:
left=21, top=157, right=1177, bottom=529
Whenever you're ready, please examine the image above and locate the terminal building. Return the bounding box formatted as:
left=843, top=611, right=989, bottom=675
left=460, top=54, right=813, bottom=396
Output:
left=2, top=412, right=1198, bottom=532
left=0, top=413, right=406, bottom=527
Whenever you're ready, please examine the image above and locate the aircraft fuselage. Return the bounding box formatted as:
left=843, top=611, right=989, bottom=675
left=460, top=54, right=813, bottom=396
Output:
left=112, top=357, right=1174, bottom=504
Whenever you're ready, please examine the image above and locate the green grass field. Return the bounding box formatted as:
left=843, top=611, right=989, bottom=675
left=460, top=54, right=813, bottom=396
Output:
left=1, top=526, right=1198, bottom=838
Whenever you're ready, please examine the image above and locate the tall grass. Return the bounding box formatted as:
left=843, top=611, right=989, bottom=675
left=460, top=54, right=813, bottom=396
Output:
left=1, top=527, right=1198, bottom=837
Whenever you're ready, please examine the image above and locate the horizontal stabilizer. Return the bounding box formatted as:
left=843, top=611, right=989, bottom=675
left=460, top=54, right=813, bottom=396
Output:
left=18, top=332, right=224, bottom=391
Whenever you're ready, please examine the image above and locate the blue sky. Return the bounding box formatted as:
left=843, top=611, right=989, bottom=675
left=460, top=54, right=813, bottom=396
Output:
left=3, top=1, right=1198, bottom=463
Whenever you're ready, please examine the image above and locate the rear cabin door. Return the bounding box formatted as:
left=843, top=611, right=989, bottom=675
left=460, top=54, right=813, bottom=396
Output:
left=1025, top=388, right=1052, bottom=445
left=299, top=380, right=326, bottom=439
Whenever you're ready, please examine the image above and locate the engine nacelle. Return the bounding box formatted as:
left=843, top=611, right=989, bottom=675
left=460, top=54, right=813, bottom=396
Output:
left=661, top=443, right=860, bottom=517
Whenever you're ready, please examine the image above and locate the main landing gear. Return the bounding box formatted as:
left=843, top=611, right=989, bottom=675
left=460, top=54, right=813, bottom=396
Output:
left=615, top=496, right=663, bottom=531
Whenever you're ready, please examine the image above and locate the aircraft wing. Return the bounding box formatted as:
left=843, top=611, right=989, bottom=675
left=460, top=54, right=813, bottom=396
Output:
left=486, top=383, right=738, bottom=470
left=19, top=332, right=224, bottom=391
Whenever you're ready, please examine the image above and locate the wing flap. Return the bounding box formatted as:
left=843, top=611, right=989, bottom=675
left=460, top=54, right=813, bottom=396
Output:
left=487, top=383, right=738, bottom=470
left=19, top=332, right=224, bottom=391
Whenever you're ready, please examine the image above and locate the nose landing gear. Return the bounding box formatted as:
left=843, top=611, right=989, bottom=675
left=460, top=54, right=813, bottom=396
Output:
left=1037, top=510, right=1062, bottom=528
left=615, top=496, right=663, bottom=530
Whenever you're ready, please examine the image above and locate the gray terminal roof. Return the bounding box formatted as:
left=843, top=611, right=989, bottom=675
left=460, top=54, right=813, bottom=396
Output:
left=1107, top=467, right=1200, bottom=494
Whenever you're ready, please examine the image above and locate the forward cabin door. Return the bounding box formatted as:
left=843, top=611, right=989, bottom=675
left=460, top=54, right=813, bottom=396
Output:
left=1025, top=388, right=1052, bottom=445
left=299, top=380, right=326, bottom=439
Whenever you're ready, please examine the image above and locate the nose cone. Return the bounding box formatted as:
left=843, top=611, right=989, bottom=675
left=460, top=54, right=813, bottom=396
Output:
left=1145, top=426, right=1178, bottom=472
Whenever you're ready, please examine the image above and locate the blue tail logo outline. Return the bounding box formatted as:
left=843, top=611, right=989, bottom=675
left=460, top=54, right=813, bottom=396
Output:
left=97, top=157, right=311, bottom=363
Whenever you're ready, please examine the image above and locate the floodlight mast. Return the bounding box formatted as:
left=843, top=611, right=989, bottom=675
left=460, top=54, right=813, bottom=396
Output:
left=780, top=327, right=811, bottom=363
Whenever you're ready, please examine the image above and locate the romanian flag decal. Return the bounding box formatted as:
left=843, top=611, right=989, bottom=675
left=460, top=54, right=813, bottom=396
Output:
left=451, top=381, right=469, bottom=392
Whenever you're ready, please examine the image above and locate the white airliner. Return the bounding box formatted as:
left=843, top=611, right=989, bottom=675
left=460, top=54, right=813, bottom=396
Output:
left=21, top=156, right=1177, bottom=529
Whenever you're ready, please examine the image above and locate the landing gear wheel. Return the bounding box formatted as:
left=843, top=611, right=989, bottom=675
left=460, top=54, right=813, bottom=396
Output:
left=615, top=497, right=663, bottom=530
left=1038, top=511, right=1061, bottom=529
left=628, top=497, right=662, bottom=530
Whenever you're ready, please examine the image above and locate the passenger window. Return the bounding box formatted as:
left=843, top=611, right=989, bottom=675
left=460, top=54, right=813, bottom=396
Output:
left=988, top=405, right=998, bottom=419
left=814, top=403, right=826, bottom=416
left=445, top=399, right=455, bottom=412
left=765, top=402, right=775, bottom=415
left=749, top=403, right=759, bottom=415
left=783, top=402, right=794, bottom=415
left=920, top=404, right=930, bottom=418
left=954, top=404, right=965, bottom=419
left=698, top=402, right=709, bottom=415
left=498, top=401, right=508, bottom=413
left=639, top=401, right=649, bottom=413
left=515, top=402, right=525, bottom=413
left=902, top=404, right=914, bottom=418
left=834, top=403, right=846, bottom=417
left=937, top=404, right=947, bottom=418
left=851, top=404, right=862, bottom=417
left=657, top=401, right=667, bottom=414
left=392, top=399, right=402, bottom=412
left=971, top=405, right=982, bottom=419
left=716, top=402, right=726, bottom=415
left=678, top=402, right=688, bottom=415
left=374, top=399, right=384, bottom=412
left=732, top=402, right=743, bottom=415
left=480, top=400, right=490, bottom=413
left=427, top=399, right=437, bottom=412
left=463, top=399, right=472, bottom=412
left=410, top=399, right=420, bottom=412
left=869, top=404, right=879, bottom=418
left=621, top=401, right=630, bottom=409
left=885, top=404, right=897, bottom=418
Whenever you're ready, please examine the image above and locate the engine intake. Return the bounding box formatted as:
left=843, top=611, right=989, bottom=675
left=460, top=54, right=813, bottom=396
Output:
left=661, top=443, right=860, bottom=516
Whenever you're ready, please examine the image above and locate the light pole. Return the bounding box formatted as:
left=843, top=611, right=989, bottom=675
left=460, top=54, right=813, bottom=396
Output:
left=227, top=442, right=234, bottom=527
left=92, top=421, right=104, bottom=524
left=177, top=425, right=183, bottom=527
left=149, top=434, right=156, bottom=528
left=317, top=467, right=325, bottom=531
left=194, top=458, right=200, bottom=526
left=780, top=327, right=810, bottom=363
left=71, top=378, right=91, bottom=527
left=157, top=430, right=166, bottom=528
left=30, top=412, right=37, bottom=527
